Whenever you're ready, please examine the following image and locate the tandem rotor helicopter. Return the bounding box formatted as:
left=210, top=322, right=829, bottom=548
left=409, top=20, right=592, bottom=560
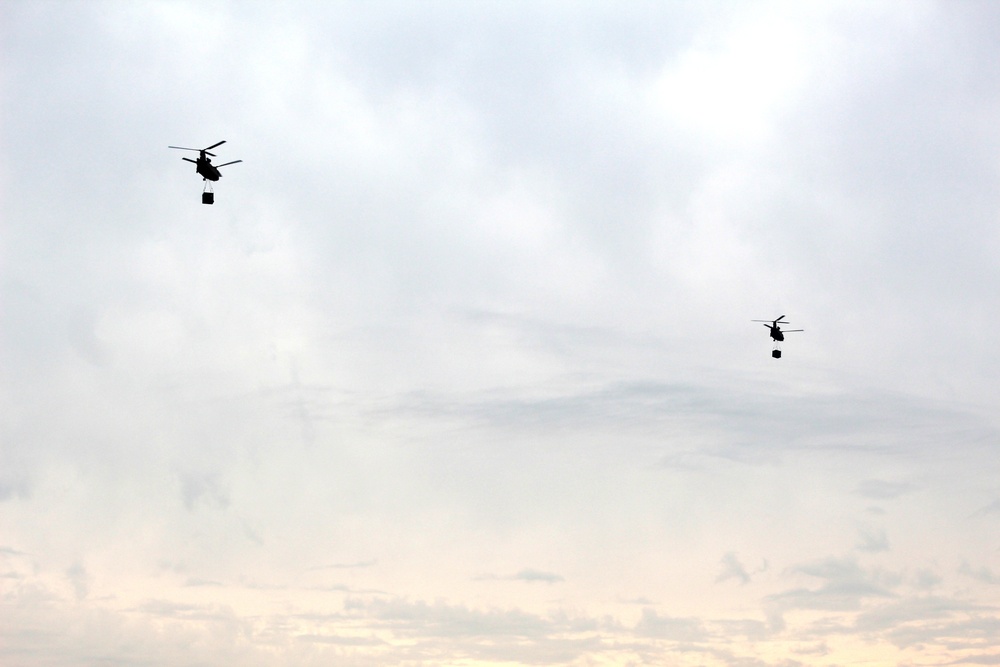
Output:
left=752, top=315, right=803, bottom=358
left=168, top=140, right=242, bottom=204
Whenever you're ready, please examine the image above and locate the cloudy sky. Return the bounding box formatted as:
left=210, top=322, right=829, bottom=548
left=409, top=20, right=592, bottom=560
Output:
left=3, top=1, right=1000, bottom=665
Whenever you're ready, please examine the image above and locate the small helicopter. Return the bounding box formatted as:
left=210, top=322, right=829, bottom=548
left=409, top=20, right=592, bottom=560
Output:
left=168, top=140, right=242, bottom=204
left=752, top=315, right=803, bottom=358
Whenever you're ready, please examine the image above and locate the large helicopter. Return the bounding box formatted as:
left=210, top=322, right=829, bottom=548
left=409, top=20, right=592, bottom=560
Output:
left=752, top=315, right=803, bottom=358
left=168, top=140, right=242, bottom=203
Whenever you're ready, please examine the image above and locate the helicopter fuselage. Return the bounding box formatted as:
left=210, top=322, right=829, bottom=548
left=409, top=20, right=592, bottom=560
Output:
left=195, top=157, right=222, bottom=181
left=770, top=327, right=784, bottom=342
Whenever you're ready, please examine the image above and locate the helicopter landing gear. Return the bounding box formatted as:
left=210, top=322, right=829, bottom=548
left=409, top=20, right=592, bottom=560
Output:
left=201, top=181, right=214, bottom=205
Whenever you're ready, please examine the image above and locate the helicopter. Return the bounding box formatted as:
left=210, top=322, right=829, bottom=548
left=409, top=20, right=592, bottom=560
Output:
left=169, top=140, right=242, bottom=203
left=752, top=315, right=803, bottom=358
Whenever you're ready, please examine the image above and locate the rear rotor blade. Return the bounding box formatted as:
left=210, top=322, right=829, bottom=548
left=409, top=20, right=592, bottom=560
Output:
left=215, top=160, right=242, bottom=168
left=182, top=157, right=197, bottom=164
left=204, top=140, right=226, bottom=151
left=782, top=329, right=804, bottom=333
left=775, top=315, right=786, bottom=323
left=168, top=145, right=199, bottom=152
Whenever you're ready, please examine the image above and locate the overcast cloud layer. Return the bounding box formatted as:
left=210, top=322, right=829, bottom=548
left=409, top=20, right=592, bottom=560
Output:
left=3, top=1, right=1000, bottom=665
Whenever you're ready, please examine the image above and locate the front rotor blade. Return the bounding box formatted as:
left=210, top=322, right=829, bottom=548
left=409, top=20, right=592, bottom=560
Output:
left=204, top=140, right=226, bottom=151
left=775, top=315, right=786, bottom=323
left=783, top=329, right=804, bottom=333
left=215, top=160, right=243, bottom=168
left=168, top=146, right=199, bottom=152
left=182, top=157, right=197, bottom=164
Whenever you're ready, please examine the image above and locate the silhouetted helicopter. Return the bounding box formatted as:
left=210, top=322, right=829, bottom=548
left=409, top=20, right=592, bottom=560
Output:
left=169, top=140, right=242, bottom=204
left=169, top=140, right=243, bottom=182
left=752, top=315, right=803, bottom=358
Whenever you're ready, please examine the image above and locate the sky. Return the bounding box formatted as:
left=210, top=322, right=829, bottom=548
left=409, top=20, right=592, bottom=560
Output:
left=3, top=1, right=1000, bottom=665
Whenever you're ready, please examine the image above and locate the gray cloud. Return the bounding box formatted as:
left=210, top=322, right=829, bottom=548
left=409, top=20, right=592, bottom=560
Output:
left=296, top=634, right=386, bottom=646
left=951, top=656, right=1000, bottom=666
left=343, top=596, right=598, bottom=639
left=855, top=525, right=890, bottom=553
left=765, top=557, right=898, bottom=627
left=65, top=562, right=89, bottom=601
left=0, top=475, right=32, bottom=503
left=959, top=562, right=1000, bottom=586
left=475, top=568, right=565, bottom=584
left=855, top=479, right=917, bottom=500
left=177, top=471, right=230, bottom=511
left=972, top=500, right=1000, bottom=518
left=335, top=596, right=605, bottom=664
left=716, top=552, right=752, bottom=585
left=633, top=608, right=710, bottom=642
left=511, top=568, right=564, bottom=584
left=914, top=568, right=943, bottom=591
left=310, top=560, right=379, bottom=571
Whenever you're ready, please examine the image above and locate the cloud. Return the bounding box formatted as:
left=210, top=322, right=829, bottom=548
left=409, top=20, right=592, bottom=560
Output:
left=0, top=546, right=32, bottom=558
left=716, top=551, right=752, bottom=585
left=474, top=568, right=565, bottom=584
left=335, top=596, right=604, bottom=664
left=183, top=578, right=224, bottom=588
left=387, top=375, right=991, bottom=464
left=765, top=557, right=897, bottom=627
left=310, top=560, right=379, bottom=571
left=634, top=608, right=710, bottom=642
left=855, top=525, right=890, bottom=553
left=177, top=470, right=230, bottom=511
left=880, top=609, right=1000, bottom=653
left=914, top=568, right=943, bottom=591
left=950, top=654, right=1000, bottom=666
left=959, top=562, right=1000, bottom=586
left=296, top=634, right=386, bottom=646
left=512, top=568, right=565, bottom=584
left=133, top=599, right=216, bottom=619
left=65, top=562, right=89, bottom=601
left=345, top=596, right=598, bottom=639
left=972, top=500, right=1000, bottom=518
left=855, top=479, right=916, bottom=500
left=0, top=475, right=31, bottom=503
left=853, top=595, right=974, bottom=636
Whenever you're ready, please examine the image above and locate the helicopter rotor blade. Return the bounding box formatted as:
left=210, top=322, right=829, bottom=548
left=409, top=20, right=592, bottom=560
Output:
left=782, top=329, right=804, bottom=333
left=775, top=315, right=786, bottom=323
left=170, top=145, right=218, bottom=156
left=182, top=157, right=197, bottom=164
left=204, top=140, right=226, bottom=151
left=214, top=160, right=243, bottom=168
